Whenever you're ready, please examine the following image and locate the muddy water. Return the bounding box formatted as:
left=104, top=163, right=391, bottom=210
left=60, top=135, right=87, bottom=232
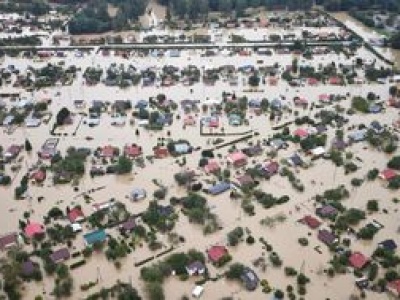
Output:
left=333, top=12, right=400, bottom=67
left=0, top=44, right=398, bottom=300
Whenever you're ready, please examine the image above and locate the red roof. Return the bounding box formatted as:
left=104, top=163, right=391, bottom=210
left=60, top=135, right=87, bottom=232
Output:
left=308, top=78, right=318, bottom=85
left=388, top=279, right=400, bottom=296
left=380, top=169, right=397, bottom=181
left=24, top=222, right=45, bottom=238
left=319, top=94, right=330, bottom=102
left=293, top=128, right=309, bottom=138
left=329, top=77, right=341, bottom=85
left=349, top=252, right=369, bottom=269
left=68, top=208, right=85, bottom=223
left=124, top=145, right=142, bottom=157
left=207, top=245, right=228, bottom=263
left=204, top=160, right=220, bottom=174
left=101, top=145, right=116, bottom=158
left=154, top=147, right=169, bottom=158
left=227, top=151, right=247, bottom=165
left=301, top=215, right=321, bottom=229
left=31, top=170, right=46, bottom=182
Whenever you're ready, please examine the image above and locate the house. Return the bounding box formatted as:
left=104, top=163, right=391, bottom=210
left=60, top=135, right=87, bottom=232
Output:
left=287, top=153, right=303, bottom=167
left=318, top=229, right=337, bottom=246
left=92, top=199, right=116, bottom=212
left=2, top=115, right=14, bottom=126
left=4, top=145, right=22, bottom=159
left=387, top=279, right=400, bottom=297
left=370, top=121, right=384, bottom=134
left=319, top=93, right=331, bottom=103
left=236, top=175, right=254, bottom=187
left=207, top=245, right=228, bottom=264
left=67, top=207, right=85, bottom=223
left=192, top=285, right=204, bottom=298
left=316, top=204, right=338, bottom=218
left=379, top=169, right=397, bottom=181
left=135, top=100, right=148, bottom=109
left=348, top=129, right=367, bottom=142
left=208, top=182, right=231, bottom=195
left=378, top=239, right=397, bottom=251
left=228, top=114, right=242, bottom=126
left=258, top=160, right=279, bottom=178
left=124, top=144, right=142, bottom=157
left=349, top=252, right=369, bottom=269
left=240, top=267, right=259, bottom=291
left=227, top=151, right=247, bottom=167
left=184, top=115, right=196, bottom=126
left=0, top=232, right=18, bottom=250
left=331, top=138, right=347, bottom=151
left=157, top=205, right=174, bottom=217
left=308, top=78, right=318, bottom=86
left=269, top=139, right=287, bottom=150
left=119, top=217, right=136, bottom=234
left=242, top=144, right=263, bottom=157
left=24, top=222, right=45, bottom=238
left=100, top=145, right=118, bottom=158
left=154, top=147, right=169, bottom=159
left=369, top=104, right=382, bottom=114
left=311, top=146, right=325, bottom=158
left=293, top=128, right=309, bottom=139
left=30, top=169, right=46, bottom=183
left=50, top=248, right=70, bottom=264
left=74, top=100, right=85, bottom=109
left=293, top=97, right=308, bottom=107
left=204, top=160, right=220, bottom=174
left=84, top=229, right=107, bottom=246
left=329, top=77, right=342, bottom=85
left=25, top=116, right=41, bottom=127
left=174, top=143, right=191, bottom=155
left=186, top=261, right=206, bottom=276
left=300, top=215, right=321, bottom=229
left=21, top=260, right=35, bottom=276
left=130, top=188, right=146, bottom=201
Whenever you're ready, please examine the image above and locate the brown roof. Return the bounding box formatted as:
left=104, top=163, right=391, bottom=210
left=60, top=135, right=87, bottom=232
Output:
left=0, top=232, right=18, bottom=250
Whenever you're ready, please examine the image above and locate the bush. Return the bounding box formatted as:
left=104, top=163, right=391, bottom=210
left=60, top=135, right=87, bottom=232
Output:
left=274, top=289, right=284, bottom=299
left=284, top=267, right=298, bottom=276
left=298, top=238, right=309, bottom=246
left=246, top=235, right=255, bottom=245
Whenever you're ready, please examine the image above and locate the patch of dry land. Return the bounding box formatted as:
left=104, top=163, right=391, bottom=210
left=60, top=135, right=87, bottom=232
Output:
left=0, top=11, right=400, bottom=300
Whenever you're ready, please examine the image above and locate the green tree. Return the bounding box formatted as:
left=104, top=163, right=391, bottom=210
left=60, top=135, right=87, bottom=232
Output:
left=116, top=156, right=133, bottom=174
left=25, top=139, right=32, bottom=152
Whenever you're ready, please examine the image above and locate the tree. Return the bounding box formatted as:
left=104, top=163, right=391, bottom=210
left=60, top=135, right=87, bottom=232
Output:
left=248, top=74, right=260, bottom=87
left=56, top=107, right=70, bottom=126
left=116, top=156, right=133, bottom=174
left=390, top=31, right=400, bottom=49
left=25, top=139, right=32, bottom=152
left=388, top=156, right=400, bottom=170
left=366, top=199, right=379, bottom=212
left=145, top=282, right=165, bottom=300
left=225, top=263, right=245, bottom=279
left=274, top=289, right=284, bottom=299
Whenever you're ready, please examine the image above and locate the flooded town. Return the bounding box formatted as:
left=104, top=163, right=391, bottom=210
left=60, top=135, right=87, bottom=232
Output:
left=0, top=0, right=399, bottom=299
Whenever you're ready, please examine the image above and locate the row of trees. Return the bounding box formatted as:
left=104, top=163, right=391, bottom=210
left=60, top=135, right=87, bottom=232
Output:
left=162, top=0, right=314, bottom=19
left=68, top=0, right=147, bottom=34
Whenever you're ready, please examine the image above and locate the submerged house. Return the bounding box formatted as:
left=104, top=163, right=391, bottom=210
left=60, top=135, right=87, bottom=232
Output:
left=84, top=229, right=107, bottom=246
left=208, top=182, right=231, bottom=195
left=240, top=267, right=259, bottom=291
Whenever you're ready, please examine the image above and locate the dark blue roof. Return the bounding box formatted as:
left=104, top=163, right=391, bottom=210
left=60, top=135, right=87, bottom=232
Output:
left=378, top=239, right=397, bottom=251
